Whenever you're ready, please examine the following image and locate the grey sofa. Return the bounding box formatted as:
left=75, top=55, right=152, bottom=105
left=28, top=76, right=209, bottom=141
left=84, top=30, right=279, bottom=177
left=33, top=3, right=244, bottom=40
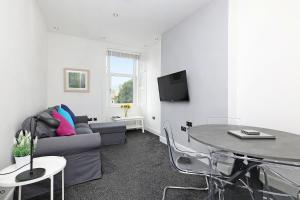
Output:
left=19, top=106, right=127, bottom=199
left=20, top=107, right=102, bottom=199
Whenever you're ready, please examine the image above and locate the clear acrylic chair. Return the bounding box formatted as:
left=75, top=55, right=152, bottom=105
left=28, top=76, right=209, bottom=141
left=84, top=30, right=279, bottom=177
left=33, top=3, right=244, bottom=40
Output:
left=162, top=122, right=213, bottom=200
left=211, top=150, right=300, bottom=200
left=256, top=161, right=300, bottom=200
left=211, top=150, right=267, bottom=200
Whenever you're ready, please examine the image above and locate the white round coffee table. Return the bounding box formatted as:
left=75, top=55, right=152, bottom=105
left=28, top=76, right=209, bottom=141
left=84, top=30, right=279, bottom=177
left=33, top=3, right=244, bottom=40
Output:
left=0, top=156, right=66, bottom=200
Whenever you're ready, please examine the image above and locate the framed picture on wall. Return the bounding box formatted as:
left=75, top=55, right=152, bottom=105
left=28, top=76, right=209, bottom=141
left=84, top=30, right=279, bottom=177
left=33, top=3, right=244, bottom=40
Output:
left=64, top=68, right=90, bottom=93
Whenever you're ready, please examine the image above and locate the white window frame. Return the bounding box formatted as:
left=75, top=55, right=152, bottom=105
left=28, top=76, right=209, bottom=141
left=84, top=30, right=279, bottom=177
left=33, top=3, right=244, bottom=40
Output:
left=107, top=52, right=138, bottom=107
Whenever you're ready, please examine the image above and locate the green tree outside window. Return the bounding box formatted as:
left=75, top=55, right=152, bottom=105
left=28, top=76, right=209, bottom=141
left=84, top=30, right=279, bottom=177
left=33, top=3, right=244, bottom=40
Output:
left=113, top=79, right=133, bottom=103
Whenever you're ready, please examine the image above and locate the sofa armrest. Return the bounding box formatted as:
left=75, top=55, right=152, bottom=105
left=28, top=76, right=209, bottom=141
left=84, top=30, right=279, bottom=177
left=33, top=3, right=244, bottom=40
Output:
left=75, top=115, right=89, bottom=123
left=35, top=133, right=101, bottom=157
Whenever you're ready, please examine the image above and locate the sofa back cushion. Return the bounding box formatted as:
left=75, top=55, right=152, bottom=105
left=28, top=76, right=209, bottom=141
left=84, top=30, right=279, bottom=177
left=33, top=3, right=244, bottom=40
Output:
left=61, top=104, right=77, bottom=123
left=22, top=111, right=57, bottom=138
left=57, top=106, right=75, bottom=127
left=44, top=106, right=59, bottom=114
left=51, top=110, right=75, bottom=136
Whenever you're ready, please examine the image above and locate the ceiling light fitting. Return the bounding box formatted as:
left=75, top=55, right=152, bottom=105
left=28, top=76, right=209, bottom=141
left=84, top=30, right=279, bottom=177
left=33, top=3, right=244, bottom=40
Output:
left=52, top=26, right=60, bottom=31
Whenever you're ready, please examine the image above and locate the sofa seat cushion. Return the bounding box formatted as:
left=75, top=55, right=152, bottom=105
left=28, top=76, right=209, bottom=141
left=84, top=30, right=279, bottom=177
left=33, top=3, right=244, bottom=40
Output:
left=76, top=127, right=93, bottom=135
left=90, top=122, right=126, bottom=134
left=75, top=123, right=90, bottom=129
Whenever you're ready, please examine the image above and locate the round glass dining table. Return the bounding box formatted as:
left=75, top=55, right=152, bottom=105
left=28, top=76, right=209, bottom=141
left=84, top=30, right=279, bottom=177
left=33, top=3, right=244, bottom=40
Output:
left=189, top=124, right=300, bottom=162
left=188, top=124, right=300, bottom=199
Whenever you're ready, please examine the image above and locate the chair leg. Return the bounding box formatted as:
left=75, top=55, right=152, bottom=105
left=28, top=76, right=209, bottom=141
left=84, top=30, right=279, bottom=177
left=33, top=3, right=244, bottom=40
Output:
left=204, top=176, right=209, bottom=190
left=218, top=188, right=225, bottom=200
left=162, top=177, right=209, bottom=200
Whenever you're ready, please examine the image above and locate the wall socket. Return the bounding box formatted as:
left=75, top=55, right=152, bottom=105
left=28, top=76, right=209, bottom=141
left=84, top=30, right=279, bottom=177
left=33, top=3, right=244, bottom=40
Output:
left=186, top=121, right=192, bottom=127
left=181, top=126, right=187, bottom=132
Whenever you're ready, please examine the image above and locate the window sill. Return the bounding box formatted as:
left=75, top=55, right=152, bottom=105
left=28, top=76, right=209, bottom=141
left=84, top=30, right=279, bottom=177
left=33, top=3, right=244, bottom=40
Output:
left=110, top=104, right=136, bottom=108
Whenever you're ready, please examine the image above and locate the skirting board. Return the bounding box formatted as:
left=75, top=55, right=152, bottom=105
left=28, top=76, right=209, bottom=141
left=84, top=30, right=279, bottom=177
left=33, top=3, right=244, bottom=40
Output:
left=145, top=126, right=160, bottom=136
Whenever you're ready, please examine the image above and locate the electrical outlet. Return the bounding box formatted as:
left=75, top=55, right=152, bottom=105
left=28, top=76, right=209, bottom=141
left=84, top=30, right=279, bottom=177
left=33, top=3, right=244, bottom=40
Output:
left=152, top=116, right=156, bottom=120
left=181, top=126, right=187, bottom=132
left=186, top=121, right=192, bottom=127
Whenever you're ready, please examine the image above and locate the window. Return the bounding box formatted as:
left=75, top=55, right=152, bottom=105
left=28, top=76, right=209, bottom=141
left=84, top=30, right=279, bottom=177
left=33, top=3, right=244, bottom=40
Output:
left=107, top=50, right=139, bottom=105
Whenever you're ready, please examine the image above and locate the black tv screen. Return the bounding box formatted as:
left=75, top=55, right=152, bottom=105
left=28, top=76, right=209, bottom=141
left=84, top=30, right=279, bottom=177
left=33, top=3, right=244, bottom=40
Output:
left=157, top=70, right=189, bottom=102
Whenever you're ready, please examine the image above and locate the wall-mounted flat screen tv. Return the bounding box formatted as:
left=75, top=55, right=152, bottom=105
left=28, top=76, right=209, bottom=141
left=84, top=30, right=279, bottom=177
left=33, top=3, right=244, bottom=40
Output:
left=157, top=70, right=189, bottom=102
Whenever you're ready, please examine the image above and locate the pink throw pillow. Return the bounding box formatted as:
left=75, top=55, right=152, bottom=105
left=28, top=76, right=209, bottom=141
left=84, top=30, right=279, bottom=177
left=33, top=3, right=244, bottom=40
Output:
left=51, top=110, right=75, bottom=136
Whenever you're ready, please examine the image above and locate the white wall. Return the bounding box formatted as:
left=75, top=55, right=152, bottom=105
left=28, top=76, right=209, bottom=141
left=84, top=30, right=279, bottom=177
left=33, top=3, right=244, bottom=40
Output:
left=161, top=0, right=229, bottom=151
left=47, top=33, right=143, bottom=121
left=0, top=0, right=47, bottom=168
left=47, top=33, right=105, bottom=119
left=228, top=0, right=300, bottom=134
left=141, top=42, right=161, bottom=135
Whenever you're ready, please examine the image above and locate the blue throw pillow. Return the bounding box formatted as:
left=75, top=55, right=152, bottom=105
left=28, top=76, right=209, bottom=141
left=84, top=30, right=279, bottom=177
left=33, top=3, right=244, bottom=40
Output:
left=61, top=104, right=76, bottom=123
left=57, top=106, right=75, bottom=127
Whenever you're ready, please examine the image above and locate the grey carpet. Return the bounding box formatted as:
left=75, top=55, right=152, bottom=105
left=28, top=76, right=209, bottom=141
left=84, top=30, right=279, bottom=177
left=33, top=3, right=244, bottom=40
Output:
left=29, top=130, right=251, bottom=200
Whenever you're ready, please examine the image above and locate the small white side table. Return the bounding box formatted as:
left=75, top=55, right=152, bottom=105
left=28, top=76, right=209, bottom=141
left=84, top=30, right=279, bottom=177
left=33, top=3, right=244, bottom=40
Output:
left=112, top=116, right=145, bottom=133
left=0, top=156, right=66, bottom=200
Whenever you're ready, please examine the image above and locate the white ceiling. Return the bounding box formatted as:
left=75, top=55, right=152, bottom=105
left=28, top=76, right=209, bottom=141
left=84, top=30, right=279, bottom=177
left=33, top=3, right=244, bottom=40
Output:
left=37, top=0, right=210, bottom=49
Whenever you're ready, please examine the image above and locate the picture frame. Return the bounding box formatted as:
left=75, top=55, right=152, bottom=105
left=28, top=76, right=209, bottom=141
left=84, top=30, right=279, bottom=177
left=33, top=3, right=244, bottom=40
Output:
left=64, top=68, right=90, bottom=93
